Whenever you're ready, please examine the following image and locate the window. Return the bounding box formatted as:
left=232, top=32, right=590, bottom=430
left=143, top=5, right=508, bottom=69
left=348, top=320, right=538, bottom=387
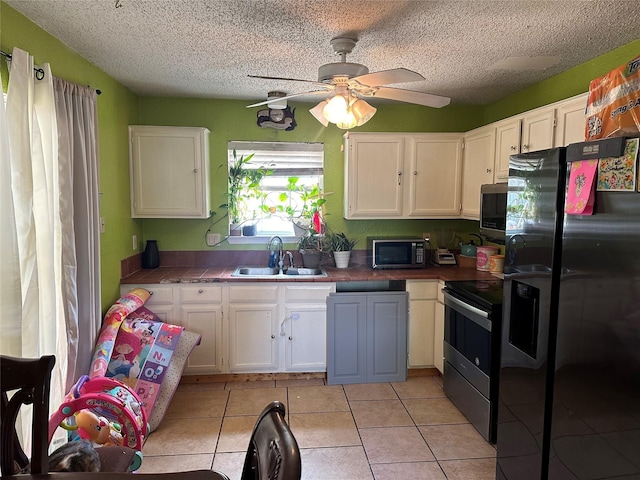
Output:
left=226, top=141, right=324, bottom=241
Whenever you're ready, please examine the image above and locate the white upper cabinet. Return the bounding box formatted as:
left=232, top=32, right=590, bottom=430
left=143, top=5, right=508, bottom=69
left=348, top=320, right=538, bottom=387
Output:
left=461, top=125, right=496, bottom=219
left=129, top=125, right=210, bottom=218
left=494, top=118, right=520, bottom=181
left=344, top=132, right=463, bottom=219
left=343, top=133, right=405, bottom=218
left=520, top=108, right=555, bottom=154
left=408, top=134, right=463, bottom=217
left=554, top=93, right=588, bottom=147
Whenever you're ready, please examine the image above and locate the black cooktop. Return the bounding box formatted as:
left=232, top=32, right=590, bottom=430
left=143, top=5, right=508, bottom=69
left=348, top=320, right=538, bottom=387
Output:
left=444, top=279, right=504, bottom=312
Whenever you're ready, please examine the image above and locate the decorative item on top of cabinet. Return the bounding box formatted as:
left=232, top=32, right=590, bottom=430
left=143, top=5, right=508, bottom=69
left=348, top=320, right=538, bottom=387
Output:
left=343, top=132, right=463, bottom=219
left=129, top=125, right=210, bottom=218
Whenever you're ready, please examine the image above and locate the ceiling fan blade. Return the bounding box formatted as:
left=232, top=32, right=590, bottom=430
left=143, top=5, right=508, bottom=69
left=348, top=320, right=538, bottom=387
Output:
left=246, top=90, right=329, bottom=108
left=351, top=68, right=425, bottom=87
left=372, top=86, right=451, bottom=108
left=248, top=74, right=329, bottom=89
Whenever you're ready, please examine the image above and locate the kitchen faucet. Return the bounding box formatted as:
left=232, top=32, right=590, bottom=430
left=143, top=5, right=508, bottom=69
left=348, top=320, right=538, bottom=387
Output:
left=267, top=236, right=284, bottom=273
left=285, top=251, right=295, bottom=269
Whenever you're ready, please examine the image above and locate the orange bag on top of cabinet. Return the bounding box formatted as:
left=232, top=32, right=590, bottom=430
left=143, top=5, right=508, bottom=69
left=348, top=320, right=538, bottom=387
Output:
left=585, top=54, right=640, bottom=140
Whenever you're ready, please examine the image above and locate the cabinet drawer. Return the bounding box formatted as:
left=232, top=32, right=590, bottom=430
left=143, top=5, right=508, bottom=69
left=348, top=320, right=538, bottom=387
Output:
left=229, top=284, right=278, bottom=302
left=406, top=280, right=438, bottom=300
left=121, top=285, right=174, bottom=305
left=180, top=285, right=222, bottom=304
left=284, top=284, right=336, bottom=303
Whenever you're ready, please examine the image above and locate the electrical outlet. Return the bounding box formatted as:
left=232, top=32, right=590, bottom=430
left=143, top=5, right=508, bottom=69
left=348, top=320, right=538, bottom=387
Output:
left=99, top=217, right=105, bottom=234
left=422, top=232, right=431, bottom=243
left=206, top=233, right=221, bottom=247
left=132, top=234, right=137, bottom=251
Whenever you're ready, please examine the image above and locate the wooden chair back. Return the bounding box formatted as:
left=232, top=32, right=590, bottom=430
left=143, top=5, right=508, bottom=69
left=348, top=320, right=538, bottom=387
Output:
left=241, top=401, right=301, bottom=480
left=1, top=355, right=56, bottom=475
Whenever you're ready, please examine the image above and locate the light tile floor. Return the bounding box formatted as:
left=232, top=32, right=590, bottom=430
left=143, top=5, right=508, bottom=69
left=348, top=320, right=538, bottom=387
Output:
left=138, top=376, right=496, bottom=479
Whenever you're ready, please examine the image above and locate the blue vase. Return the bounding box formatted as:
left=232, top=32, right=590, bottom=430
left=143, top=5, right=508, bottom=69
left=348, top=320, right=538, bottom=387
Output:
left=142, top=240, right=160, bottom=269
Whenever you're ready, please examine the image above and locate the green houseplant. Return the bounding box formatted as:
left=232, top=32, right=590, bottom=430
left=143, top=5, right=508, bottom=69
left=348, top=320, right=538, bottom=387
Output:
left=222, top=149, right=271, bottom=235
left=328, top=232, right=358, bottom=268
left=297, top=228, right=327, bottom=268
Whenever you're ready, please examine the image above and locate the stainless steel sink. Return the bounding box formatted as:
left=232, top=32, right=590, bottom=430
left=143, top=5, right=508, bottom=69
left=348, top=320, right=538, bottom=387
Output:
left=234, top=267, right=280, bottom=276
left=232, top=266, right=327, bottom=278
left=284, top=267, right=325, bottom=276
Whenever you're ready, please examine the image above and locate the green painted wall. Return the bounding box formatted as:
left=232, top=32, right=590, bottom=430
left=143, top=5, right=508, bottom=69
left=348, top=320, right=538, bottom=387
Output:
left=484, top=40, right=640, bottom=123
left=137, top=97, right=482, bottom=250
left=1, top=2, right=142, bottom=311
left=2, top=0, right=638, bottom=310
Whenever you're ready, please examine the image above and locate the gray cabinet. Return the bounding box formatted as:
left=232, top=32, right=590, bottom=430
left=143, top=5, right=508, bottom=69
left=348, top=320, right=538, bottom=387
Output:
left=327, top=292, right=408, bottom=384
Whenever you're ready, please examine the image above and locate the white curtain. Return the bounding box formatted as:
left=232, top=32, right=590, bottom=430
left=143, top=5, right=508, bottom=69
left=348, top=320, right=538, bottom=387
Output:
left=0, top=47, right=101, bottom=448
left=53, top=77, right=101, bottom=385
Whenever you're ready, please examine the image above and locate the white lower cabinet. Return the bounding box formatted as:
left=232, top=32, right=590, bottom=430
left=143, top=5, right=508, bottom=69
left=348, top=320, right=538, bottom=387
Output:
left=434, top=281, right=446, bottom=374
left=406, top=280, right=438, bottom=368
left=122, top=282, right=336, bottom=375
left=179, top=286, right=223, bottom=375
left=120, top=284, right=223, bottom=375
left=283, top=284, right=336, bottom=372
left=227, top=284, right=280, bottom=372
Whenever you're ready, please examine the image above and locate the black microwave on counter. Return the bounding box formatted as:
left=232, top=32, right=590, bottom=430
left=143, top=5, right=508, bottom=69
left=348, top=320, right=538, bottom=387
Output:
left=480, top=183, right=507, bottom=243
left=367, top=237, right=426, bottom=269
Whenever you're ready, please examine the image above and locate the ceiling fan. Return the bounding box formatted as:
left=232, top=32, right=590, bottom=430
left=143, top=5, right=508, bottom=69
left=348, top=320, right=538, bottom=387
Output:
left=247, top=37, right=451, bottom=129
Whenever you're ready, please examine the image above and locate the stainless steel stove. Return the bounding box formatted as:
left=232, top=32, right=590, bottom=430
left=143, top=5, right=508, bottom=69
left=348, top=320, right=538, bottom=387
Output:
left=442, top=279, right=503, bottom=443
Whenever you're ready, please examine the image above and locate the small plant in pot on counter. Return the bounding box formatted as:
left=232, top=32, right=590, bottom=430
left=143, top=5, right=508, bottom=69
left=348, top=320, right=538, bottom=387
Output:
left=328, top=232, right=358, bottom=268
left=297, top=228, right=327, bottom=268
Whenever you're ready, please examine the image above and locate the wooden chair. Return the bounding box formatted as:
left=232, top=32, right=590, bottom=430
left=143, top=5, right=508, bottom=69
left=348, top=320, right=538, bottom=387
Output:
left=241, top=401, right=301, bottom=480
left=1, top=355, right=228, bottom=479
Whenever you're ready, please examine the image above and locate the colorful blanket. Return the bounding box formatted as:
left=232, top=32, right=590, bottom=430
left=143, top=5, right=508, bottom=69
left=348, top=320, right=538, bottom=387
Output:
left=90, top=289, right=184, bottom=418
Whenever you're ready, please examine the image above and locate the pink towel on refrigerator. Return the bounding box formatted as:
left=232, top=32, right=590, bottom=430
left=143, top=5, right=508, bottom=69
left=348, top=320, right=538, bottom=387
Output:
left=565, top=159, right=598, bottom=215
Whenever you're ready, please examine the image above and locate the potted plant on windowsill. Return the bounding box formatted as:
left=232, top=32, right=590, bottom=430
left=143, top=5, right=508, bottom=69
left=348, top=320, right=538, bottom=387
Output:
left=222, top=149, right=271, bottom=235
left=297, top=228, right=327, bottom=268
left=328, top=232, right=358, bottom=268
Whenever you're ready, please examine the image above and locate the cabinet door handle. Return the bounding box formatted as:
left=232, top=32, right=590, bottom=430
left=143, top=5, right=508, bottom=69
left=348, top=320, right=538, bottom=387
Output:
left=510, top=145, right=516, bottom=151
left=198, top=289, right=203, bottom=294
left=486, top=168, right=492, bottom=173
left=288, top=336, right=292, bottom=341
left=193, top=168, right=198, bottom=173
left=271, top=334, right=275, bottom=339
left=413, top=170, right=418, bottom=175
left=397, top=171, right=402, bottom=185
left=522, top=144, right=529, bottom=151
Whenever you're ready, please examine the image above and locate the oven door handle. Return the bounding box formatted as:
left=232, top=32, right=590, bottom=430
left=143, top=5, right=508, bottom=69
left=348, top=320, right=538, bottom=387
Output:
left=444, top=293, right=489, bottom=319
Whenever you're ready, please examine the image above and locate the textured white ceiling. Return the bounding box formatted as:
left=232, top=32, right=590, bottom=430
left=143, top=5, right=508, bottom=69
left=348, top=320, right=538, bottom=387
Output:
left=6, top=0, right=640, bottom=106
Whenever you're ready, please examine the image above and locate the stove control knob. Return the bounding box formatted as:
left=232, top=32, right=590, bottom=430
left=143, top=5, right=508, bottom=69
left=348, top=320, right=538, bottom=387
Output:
left=475, top=357, right=480, bottom=366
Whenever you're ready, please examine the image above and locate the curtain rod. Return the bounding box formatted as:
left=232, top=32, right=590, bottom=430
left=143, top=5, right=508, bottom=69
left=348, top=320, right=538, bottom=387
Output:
left=0, top=49, right=102, bottom=95
left=1, top=50, right=45, bottom=80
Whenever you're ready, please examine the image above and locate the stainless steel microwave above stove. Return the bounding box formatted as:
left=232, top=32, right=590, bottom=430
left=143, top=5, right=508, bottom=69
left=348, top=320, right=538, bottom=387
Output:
left=480, top=183, right=507, bottom=243
left=367, top=237, right=426, bottom=269
left=443, top=279, right=503, bottom=443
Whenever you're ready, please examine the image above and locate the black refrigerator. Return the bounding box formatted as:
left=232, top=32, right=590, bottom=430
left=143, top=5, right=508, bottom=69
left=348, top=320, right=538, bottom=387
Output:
left=496, top=137, right=640, bottom=480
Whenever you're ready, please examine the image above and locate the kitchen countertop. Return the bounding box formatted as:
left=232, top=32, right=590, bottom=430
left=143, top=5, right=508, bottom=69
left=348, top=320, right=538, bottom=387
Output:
left=121, top=264, right=498, bottom=284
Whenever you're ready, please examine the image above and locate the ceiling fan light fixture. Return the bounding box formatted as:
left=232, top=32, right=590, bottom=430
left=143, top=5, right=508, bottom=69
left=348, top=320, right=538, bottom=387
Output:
left=322, top=94, right=348, bottom=124
left=309, top=100, right=329, bottom=127
left=351, top=99, right=376, bottom=126
left=336, top=110, right=358, bottom=130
